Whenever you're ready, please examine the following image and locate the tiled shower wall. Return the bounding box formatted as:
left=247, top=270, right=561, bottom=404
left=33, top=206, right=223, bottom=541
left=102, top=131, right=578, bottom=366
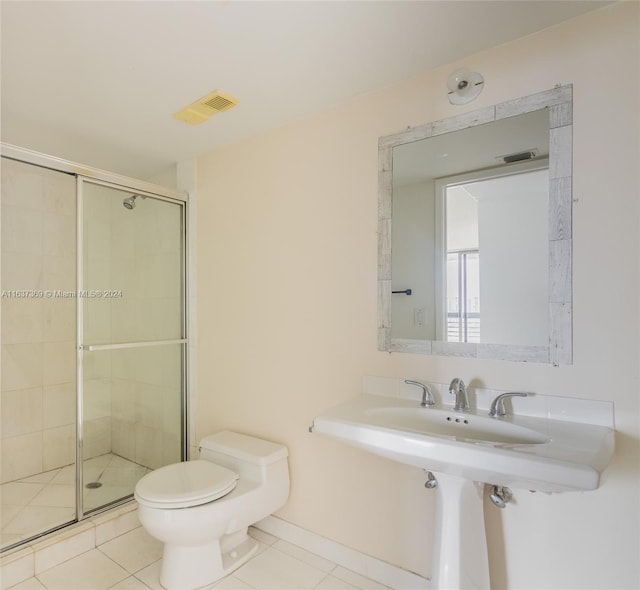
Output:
left=1, top=161, right=182, bottom=485
left=1, top=158, right=77, bottom=483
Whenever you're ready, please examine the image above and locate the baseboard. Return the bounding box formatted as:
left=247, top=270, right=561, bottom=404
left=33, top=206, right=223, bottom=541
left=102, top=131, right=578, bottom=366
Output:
left=255, top=515, right=430, bottom=590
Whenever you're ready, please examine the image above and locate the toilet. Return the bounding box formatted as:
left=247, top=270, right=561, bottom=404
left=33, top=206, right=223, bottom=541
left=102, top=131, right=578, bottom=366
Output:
left=134, top=431, right=289, bottom=590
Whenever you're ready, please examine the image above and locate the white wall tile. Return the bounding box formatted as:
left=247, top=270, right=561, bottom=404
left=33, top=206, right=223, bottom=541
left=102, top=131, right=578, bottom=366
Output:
left=43, top=213, right=75, bottom=258
left=1, top=432, right=43, bottom=483
left=1, top=344, right=43, bottom=391
left=0, top=388, right=43, bottom=438
left=43, top=299, right=75, bottom=343
left=84, top=220, right=111, bottom=262
left=82, top=417, right=111, bottom=460
left=134, top=425, right=163, bottom=469
left=83, top=379, right=112, bottom=420
left=111, top=418, right=135, bottom=461
left=83, top=350, right=112, bottom=381
left=0, top=160, right=43, bottom=210
left=1, top=299, right=44, bottom=344
left=134, top=383, right=163, bottom=429
left=1, top=253, right=43, bottom=291
left=1, top=204, right=43, bottom=256
left=111, top=380, right=135, bottom=422
left=43, top=176, right=76, bottom=217
left=43, top=383, right=76, bottom=429
left=42, top=425, right=74, bottom=471
left=43, top=342, right=75, bottom=386
left=82, top=298, right=112, bottom=344
left=42, top=255, right=75, bottom=292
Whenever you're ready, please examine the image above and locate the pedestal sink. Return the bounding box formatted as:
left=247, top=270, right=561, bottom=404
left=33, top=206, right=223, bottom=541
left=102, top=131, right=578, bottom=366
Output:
left=311, top=394, right=614, bottom=589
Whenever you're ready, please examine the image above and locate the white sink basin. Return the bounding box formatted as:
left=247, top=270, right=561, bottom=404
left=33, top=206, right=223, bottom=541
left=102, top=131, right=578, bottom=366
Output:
left=365, top=406, right=548, bottom=445
left=312, top=394, right=614, bottom=492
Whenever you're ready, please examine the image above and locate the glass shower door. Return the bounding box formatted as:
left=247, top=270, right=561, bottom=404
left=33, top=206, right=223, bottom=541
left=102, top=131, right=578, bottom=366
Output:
left=79, top=180, right=185, bottom=514
left=1, top=158, right=77, bottom=549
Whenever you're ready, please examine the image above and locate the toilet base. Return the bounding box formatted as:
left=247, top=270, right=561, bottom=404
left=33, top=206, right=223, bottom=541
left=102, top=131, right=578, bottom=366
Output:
left=159, top=533, right=259, bottom=590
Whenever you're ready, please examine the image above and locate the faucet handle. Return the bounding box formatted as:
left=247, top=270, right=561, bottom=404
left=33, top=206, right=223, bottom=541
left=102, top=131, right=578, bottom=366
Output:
left=449, top=378, right=470, bottom=412
left=488, top=392, right=528, bottom=418
left=404, top=380, right=435, bottom=407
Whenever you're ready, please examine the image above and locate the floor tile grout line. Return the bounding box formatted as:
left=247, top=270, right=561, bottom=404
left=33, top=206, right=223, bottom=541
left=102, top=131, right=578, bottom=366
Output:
left=105, top=575, right=154, bottom=590
left=245, top=533, right=385, bottom=590
left=96, top=544, right=135, bottom=575
left=0, top=504, right=29, bottom=535
left=6, top=534, right=380, bottom=590
left=131, top=564, right=161, bottom=590
left=260, top=542, right=349, bottom=590
left=5, top=511, right=385, bottom=590
left=1, top=454, right=144, bottom=551
left=311, top=569, right=338, bottom=590
left=34, top=545, right=98, bottom=577
left=224, top=573, right=261, bottom=590
left=269, top=538, right=339, bottom=576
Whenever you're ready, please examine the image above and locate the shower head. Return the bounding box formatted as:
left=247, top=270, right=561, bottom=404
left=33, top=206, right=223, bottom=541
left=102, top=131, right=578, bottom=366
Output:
left=123, top=195, right=138, bottom=210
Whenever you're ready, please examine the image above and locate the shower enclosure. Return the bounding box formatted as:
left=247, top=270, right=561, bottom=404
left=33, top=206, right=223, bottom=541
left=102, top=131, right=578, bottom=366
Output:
left=0, top=148, right=188, bottom=551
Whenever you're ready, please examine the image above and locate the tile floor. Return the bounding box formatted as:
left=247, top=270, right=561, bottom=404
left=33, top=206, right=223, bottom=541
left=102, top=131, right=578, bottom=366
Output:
left=1, top=455, right=149, bottom=550
left=6, top=526, right=390, bottom=590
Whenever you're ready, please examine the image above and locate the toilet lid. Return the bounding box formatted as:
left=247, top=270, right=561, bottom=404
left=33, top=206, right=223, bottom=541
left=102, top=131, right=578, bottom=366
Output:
left=134, top=460, right=239, bottom=509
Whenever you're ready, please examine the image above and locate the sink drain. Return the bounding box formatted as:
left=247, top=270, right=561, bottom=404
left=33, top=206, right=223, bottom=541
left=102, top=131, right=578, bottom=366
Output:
left=85, top=481, right=102, bottom=489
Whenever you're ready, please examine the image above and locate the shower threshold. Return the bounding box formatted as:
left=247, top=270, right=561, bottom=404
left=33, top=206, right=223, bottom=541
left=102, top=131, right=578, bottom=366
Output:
left=1, top=454, right=150, bottom=551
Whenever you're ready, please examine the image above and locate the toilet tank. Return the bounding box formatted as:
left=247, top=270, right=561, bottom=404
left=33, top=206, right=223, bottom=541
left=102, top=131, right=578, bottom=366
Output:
left=199, top=431, right=288, bottom=482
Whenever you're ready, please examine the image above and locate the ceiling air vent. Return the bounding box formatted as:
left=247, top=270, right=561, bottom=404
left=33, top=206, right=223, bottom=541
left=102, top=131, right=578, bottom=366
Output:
left=174, top=90, right=238, bottom=125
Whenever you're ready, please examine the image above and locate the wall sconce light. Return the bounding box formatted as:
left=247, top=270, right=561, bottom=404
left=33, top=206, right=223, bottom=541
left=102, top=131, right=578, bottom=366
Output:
left=447, top=69, right=484, bottom=105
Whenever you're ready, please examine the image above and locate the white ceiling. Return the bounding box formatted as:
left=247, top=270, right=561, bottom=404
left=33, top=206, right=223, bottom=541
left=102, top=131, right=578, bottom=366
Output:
left=1, top=1, right=608, bottom=181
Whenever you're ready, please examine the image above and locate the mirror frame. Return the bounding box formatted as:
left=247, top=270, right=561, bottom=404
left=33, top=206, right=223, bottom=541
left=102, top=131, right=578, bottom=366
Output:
left=377, top=85, right=573, bottom=364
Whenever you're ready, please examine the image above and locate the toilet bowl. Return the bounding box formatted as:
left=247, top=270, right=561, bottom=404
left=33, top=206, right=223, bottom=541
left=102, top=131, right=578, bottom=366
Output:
left=134, top=431, right=289, bottom=590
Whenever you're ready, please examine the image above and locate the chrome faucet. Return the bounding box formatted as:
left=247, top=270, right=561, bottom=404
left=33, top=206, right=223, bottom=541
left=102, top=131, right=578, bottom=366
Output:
left=449, top=378, right=470, bottom=412
left=488, top=392, right=528, bottom=418
left=405, top=380, right=435, bottom=407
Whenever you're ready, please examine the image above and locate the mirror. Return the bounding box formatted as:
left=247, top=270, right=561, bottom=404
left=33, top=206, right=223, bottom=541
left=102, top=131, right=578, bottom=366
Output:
left=378, top=86, right=573, bottom=364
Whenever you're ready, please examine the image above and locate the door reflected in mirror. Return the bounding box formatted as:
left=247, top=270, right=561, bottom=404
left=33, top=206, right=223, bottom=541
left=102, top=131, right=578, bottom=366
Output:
left=443, top=167, right=549, bottom=346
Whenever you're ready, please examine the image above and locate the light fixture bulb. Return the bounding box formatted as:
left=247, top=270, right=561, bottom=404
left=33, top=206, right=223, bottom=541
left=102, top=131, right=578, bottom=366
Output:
left=447, top=69, right=484, bottom=105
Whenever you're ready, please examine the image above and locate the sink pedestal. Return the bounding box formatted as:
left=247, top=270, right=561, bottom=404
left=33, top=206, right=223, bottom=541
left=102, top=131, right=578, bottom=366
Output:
left=431, top=473, right=490, bottom=590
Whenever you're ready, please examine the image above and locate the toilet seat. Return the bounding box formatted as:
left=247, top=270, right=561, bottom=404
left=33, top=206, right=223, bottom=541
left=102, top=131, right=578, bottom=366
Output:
left=135, top=460, right=239, bottom=509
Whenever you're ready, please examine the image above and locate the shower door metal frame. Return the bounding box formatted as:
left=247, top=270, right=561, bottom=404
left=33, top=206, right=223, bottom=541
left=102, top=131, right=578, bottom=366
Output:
left=1, top=143, right=190, bottom=527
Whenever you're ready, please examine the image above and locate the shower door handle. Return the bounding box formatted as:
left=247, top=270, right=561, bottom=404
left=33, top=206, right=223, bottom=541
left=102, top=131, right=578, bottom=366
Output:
left=81, top=338, right=187, bottom=352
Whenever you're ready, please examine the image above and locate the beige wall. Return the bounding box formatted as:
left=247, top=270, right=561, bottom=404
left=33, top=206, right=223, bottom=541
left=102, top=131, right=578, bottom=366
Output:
left=196, top=4, right=639, bottom=589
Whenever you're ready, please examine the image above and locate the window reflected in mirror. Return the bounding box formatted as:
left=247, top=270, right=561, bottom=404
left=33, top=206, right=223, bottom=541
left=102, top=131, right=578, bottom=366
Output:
left=441, top=165, right=549, bottom=346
